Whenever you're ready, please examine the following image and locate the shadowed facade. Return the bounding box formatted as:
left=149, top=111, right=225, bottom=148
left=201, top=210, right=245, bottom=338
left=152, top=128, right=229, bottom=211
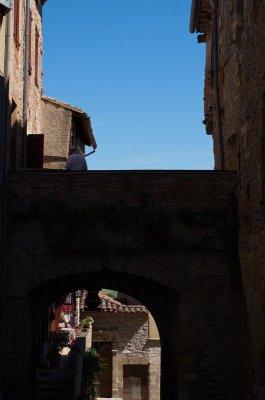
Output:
left=3, top=170, right=245, bottom=400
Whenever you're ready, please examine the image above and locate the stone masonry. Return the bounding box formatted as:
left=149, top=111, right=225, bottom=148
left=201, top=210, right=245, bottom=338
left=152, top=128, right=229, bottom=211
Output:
left=4, top=170, right=244, bottom=400
left=84, top=293, right=160, bottom=400
left=191, top=1, right=265, bottom=398
left=8, top=0, right=44, bottom=167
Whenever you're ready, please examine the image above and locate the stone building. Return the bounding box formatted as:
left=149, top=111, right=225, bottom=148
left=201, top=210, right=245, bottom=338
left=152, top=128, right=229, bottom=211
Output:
left=0, top=0, right=46, bottom=169
left=83, top=291, right=161, bottom=400
left=0, top=1, right=11, bottom=78
left=42, top=96, right=96, bottom=169
left=0, top=0, right=96, bottom=171
left=4, top=1, right=265, bottom=399
left=190, top=0, right=265, bottom=398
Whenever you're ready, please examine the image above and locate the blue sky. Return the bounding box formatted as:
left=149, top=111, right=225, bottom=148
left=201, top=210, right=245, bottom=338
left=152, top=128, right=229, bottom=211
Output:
left=42, top=0, right=214, bottom=170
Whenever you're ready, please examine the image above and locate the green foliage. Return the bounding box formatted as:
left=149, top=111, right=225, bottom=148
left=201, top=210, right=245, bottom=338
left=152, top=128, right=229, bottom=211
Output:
left=81, top=348, right=102, bottom=400
left=82, top=315, right=94, bottom=328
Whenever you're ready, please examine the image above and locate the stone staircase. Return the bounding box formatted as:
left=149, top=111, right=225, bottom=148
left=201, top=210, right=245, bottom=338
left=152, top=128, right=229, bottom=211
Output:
left=36, top=376, right=74, bottom=400
left=36, top=348, right=74, bottom=400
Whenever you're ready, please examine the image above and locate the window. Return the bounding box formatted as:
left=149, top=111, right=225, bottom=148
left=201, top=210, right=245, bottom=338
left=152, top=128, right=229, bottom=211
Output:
left=63, top=294, right=73, bottom=305
left=13, top=0, right=20, bottom=48
left=34, top=26, right=39, bottom=87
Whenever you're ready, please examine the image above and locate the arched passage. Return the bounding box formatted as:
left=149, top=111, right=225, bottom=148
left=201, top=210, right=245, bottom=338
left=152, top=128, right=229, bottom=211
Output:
left=5, top=170, right=244, bottom=400
left=29, top=270, right=179, bottom=400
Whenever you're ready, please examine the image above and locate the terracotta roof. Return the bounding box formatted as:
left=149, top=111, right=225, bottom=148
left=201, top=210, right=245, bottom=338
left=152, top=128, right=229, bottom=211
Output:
left=98, top=292, right=147, bottom=314
left=42, top=96, right=97, bottom=149
left=42, top=96, right=86, bottom=114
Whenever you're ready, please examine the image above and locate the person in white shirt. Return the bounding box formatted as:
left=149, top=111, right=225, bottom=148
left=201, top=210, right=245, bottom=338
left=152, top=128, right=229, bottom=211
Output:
left=65, top=147, right=88, bottom=171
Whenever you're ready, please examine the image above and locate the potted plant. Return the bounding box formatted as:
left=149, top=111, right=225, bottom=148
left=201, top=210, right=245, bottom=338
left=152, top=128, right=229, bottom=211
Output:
left=82, top=316, right=94, bottom=331
left=48, top=331, right=69, bottom=368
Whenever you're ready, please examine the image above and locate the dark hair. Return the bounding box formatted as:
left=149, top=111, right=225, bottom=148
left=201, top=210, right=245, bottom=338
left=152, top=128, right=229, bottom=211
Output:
left=69, top=147, right=76, bottom=155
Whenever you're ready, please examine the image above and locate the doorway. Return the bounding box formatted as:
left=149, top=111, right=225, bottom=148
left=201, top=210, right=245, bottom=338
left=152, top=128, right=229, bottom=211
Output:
left=123, top=365, right=148, bottom=400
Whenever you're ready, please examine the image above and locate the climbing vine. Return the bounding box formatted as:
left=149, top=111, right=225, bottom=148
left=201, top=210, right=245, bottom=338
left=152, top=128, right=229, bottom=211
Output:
left=80, top=348, right=102, bottom=400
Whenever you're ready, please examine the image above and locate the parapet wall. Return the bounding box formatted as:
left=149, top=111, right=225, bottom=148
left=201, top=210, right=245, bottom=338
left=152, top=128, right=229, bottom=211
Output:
left=8, top=170, right=238, bottom=256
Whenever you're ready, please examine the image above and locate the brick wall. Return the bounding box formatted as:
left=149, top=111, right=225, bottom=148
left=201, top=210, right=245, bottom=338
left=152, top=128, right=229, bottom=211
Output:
left=87, top=311, right=160, bottom=400
left=201, top=1, right=265, bottom=398
left=42, top=99, right=72, bottom=169
left=4, top=170, right=245, bottom=400
left=6, top=0, right=44, bottom=168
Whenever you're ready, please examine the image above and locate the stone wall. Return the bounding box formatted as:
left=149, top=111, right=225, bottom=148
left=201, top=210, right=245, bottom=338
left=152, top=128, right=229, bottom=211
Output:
left=26, top=1, right=43, bottom=135
left=6, top=0, right=44, bottom=168
left=3, top=170, right=245, bottom=400
left=201, top=1, right=265, bottom=398
left=88, top=311, right=160, bottom=400
left=8, top=170, right=238, bottom=261
left=42, top=98, right=72, bottom=169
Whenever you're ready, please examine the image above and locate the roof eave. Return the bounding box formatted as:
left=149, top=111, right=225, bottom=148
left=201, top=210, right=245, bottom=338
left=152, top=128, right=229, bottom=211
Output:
left=189, top=0, right=200, bottom=33
left=189, top=0, right=214, bottom=36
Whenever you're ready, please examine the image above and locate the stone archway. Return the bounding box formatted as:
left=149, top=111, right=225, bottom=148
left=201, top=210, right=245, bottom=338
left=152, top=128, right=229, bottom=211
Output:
left=4, top=170, right=245, bottom=400
left=28, top=269, right=178, bottom=400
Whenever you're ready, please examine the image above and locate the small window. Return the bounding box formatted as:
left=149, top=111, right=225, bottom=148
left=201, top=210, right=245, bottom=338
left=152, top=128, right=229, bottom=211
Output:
left=13, top=0, right=20, bottom=48
left=34, top=26, right=39, bottom=87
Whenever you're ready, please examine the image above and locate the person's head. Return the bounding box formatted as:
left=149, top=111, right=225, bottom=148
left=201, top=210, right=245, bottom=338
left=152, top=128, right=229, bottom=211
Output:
left=69, top=147, right=77, bottom=156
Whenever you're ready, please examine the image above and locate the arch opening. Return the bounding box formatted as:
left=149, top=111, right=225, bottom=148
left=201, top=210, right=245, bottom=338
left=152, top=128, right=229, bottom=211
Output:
left=29, top=270, right=179, bottom=400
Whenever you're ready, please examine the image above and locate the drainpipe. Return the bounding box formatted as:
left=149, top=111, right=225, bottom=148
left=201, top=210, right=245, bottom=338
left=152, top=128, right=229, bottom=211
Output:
left=23, top=0, right=31, bottom=167
left=212, top=0, right=225, bottom=170
left=0, top=6, right=12, bottom=400
left=189, top=0, right=199, bottom=33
